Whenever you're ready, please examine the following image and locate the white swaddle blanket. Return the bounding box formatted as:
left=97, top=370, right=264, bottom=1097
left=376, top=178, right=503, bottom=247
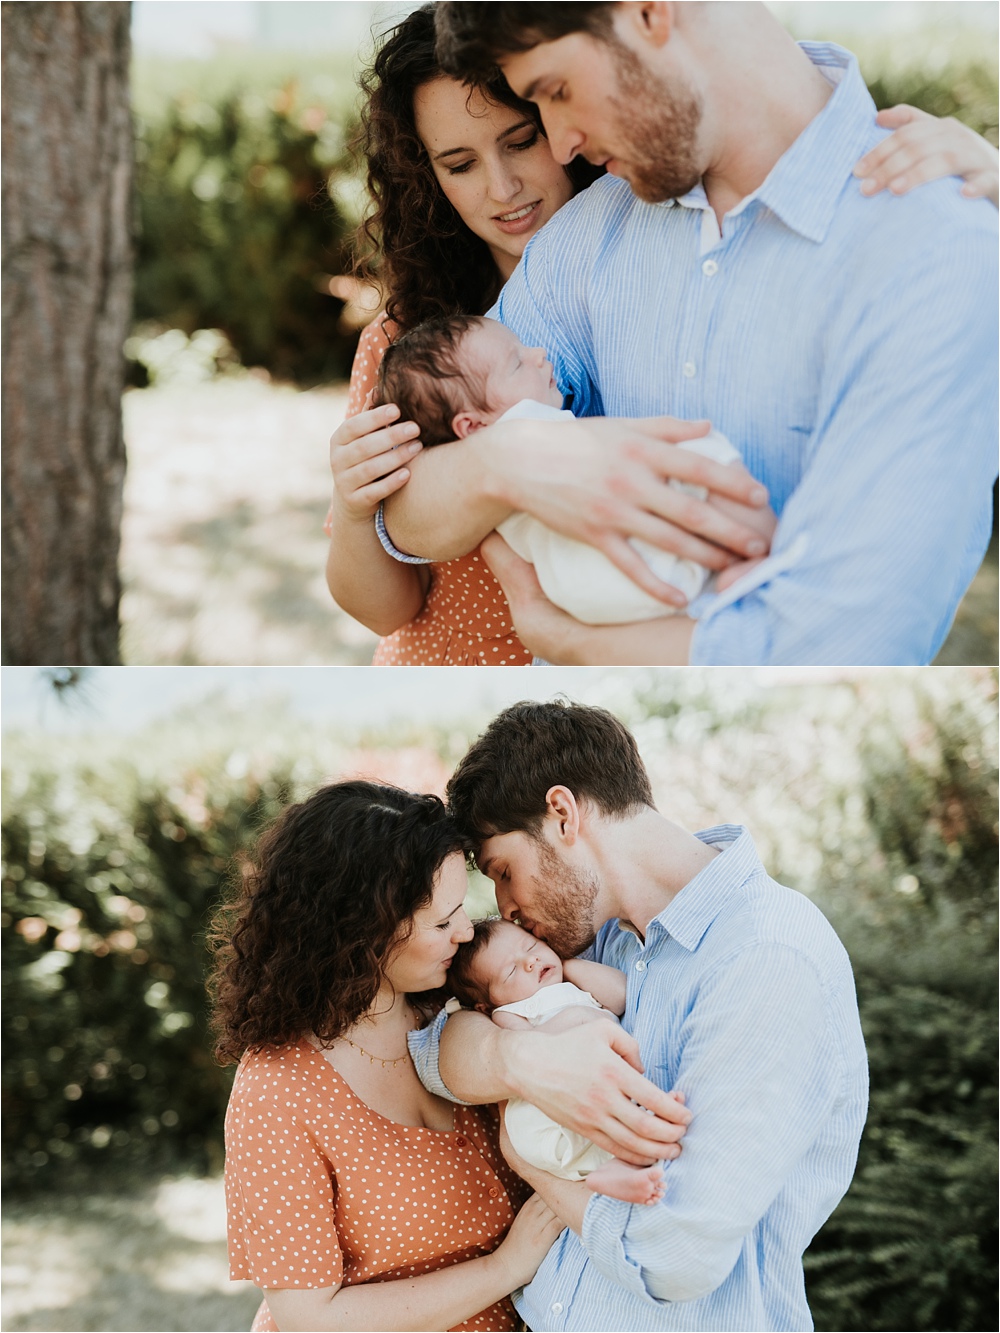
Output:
left=495, top=981, right=615, bottom=1181
left=497, top=399, right=740, bottom=625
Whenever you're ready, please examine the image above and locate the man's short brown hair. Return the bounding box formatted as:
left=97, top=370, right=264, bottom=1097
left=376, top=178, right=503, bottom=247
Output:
left=435, top=4, right=616, bottom=85
left=446, top=699, right=654, bottom=845
left=375, top=314, right=490, bottom=446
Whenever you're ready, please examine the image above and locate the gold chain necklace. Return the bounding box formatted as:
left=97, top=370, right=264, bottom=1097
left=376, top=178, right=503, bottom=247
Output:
left=342, top=1037, right=411, bottom=1068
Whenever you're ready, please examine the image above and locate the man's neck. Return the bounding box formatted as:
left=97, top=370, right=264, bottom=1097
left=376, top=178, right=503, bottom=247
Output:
left=594, top=807, right=722, bottom=940
left=691, top=9, right=835, bottom=222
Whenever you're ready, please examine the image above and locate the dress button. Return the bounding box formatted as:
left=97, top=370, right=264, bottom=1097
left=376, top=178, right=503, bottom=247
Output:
left=551, top=1302, right=564, bottom=1314
left=489, top=1186, right=500, bottom=1197
left=635, top=959, right=647, bottom=972
left=702, top=258, right=718, bottom=276
left=455, top=1135, right=467, bottom=1146
left=682, top=360, right=696, bottom=378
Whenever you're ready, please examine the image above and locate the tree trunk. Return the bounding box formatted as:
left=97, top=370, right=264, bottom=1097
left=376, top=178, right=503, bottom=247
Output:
left=2, top=2, right=132, bottom=664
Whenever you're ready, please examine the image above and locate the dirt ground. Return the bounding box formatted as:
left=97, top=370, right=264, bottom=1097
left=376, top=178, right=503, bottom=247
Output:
left=120, top=379, right=998, bottom=666
left=1, top=1178, right=259, bottom=1332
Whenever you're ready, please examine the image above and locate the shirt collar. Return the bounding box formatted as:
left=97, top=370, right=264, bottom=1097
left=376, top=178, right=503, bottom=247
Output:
left=643, top=824, right=764, bottom=952
left=665, top=42, right=876, bottom=245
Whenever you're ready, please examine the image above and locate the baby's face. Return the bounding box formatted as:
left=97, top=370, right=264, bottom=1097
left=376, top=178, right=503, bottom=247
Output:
left=473, top=920, right=564, bottom=1008
left=467, top=320, right=563, bottom=417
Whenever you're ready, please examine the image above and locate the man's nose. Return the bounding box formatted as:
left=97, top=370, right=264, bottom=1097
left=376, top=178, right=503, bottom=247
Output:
left=542, top=113, right=585, bottom=166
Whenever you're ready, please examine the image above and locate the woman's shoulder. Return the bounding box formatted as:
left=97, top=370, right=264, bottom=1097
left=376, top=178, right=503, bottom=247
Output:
left=231, top=1039, right=338, bottom=1108
left=346, top=316, right=398, bottom=416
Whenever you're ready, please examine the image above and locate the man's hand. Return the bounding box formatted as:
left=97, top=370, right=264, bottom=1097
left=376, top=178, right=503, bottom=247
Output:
left=489, top=415, right=771, bottom=606
left=500, top=1018, right=691, bottom=1165
left=481, top=535, right=696, bottom=665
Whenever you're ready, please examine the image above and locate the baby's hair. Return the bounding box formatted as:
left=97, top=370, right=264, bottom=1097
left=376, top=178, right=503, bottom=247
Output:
left=448, top=915, right=508, bottom=1009
left=375, top=314, right=492, bottom=446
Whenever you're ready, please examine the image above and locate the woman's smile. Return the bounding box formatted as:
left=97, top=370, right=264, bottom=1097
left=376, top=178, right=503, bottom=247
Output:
left=493, top=199, right=543, bottom=234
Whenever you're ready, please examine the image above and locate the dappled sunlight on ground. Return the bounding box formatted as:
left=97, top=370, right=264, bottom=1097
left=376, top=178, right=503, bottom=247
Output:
left=121, top=379, right=379, bottom=666
left=2, top=1177, right=259, bottom=1332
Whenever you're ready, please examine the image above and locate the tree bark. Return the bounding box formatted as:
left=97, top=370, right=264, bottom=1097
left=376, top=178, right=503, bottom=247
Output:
left=2, top=2, right=132, bottom=664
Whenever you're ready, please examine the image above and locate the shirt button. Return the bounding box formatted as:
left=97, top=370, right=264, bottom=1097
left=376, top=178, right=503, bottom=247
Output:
left=682, top=360, right=696, bottom=378
left=702, top=258, right=718, bottom=276
left=635, top=959, right=647, bottom=972
left=455, top=1135, right=467, bottom=1146
left=551, top=1303, right=564, bottom=1314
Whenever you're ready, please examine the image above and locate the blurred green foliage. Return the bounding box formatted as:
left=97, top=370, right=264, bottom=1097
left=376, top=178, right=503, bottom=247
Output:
left=129, top=28, right=997, bottom=384
left=2, top=672, right=997, bottom=1333
left=132, top=57, right=362, bottom=384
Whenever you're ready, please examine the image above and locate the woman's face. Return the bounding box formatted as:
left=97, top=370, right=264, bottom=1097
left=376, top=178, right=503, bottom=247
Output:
left=383, top=852, right=474, bottom=994
left=414, top=76, right=575, bottom=282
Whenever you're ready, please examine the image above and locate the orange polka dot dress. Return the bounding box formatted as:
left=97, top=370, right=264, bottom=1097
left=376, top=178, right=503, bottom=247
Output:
left=225, top=1040, right=525, bottom=1332
left=347, top=319, right=532, bottom=667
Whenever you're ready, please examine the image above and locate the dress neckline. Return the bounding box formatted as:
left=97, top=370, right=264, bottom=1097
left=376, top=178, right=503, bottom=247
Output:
left=295, top=1037, right=461, bottom=1137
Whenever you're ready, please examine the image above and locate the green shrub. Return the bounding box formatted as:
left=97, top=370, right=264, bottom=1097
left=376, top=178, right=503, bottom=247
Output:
left=133, top=77, right=359, bottom=384
left=1, top=764, right=294, bottom=1188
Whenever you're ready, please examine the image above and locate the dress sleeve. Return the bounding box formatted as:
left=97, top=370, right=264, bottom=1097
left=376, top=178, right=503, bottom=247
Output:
left=345, top=318, right=393, bottom=419
left=225, top=1069, right=344, bottom=1290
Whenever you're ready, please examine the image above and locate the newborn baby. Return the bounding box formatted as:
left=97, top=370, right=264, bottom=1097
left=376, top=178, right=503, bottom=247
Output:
left=375, top=314, right=776, bottom=624
left=448, top=918, right=666, bottom=1206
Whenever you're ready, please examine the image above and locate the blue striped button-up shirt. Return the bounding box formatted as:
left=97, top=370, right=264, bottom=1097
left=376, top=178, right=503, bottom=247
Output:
left=493, top=43, right=998, bottom=665
left=410, top=826, right=868, bottom=1332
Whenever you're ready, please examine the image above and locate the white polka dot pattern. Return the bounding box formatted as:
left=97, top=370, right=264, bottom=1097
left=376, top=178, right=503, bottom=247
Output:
left=225, top=1040, right=524, bottom=1332
left=348, top=320, right=532, bottom=669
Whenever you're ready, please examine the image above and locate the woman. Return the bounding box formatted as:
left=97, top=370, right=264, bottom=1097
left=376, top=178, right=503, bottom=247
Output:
left=212, top=781, right=563, bottom=1331
left=325, top=4, right=999, bottom=666
left=325, top=4, right=596, bottom=665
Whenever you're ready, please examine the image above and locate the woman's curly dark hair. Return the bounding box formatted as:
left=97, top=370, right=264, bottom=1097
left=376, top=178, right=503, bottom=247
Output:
left=209, top=780, right=470, bottom=1064
left=353, top=3, right=602, bottom=334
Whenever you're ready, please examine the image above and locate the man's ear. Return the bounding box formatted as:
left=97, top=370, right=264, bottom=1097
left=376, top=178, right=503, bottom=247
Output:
left=544, top=784, right=581, bottom=846
left=620, top=1, right=673, bottom=50
left=452, top=410, right=490, bottom=439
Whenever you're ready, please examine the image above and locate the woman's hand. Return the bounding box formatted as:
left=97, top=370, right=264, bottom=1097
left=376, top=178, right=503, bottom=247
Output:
left=327, top=402, right=422, bottom=531
left=490, top=1192, right=565, bottom=1291
left=855, top=105, right=999, bottom=207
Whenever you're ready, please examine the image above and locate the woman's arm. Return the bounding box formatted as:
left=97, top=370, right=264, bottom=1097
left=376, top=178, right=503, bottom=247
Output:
left=562, top=958, right=628, bottom=1015
left=325, top=322, right=431, bottom=635
left=264, top=1194, right=563, bottom=1332
left=325, top=403, right=431, bottom=635
left=855, top=105, right=999, bottom=207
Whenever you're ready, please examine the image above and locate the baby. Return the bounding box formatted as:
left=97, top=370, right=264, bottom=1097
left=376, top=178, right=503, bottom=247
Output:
left=448, top=917, right=666, bottom=1206
left=375, top=314, right=776, bottom=625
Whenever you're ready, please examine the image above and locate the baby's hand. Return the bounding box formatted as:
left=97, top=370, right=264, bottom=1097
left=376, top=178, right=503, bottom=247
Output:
left=327, top=402, right=422, bottom=529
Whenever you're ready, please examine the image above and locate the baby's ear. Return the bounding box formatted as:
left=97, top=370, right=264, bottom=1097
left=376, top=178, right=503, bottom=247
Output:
left=452, top=410, right=489, bottom=439
left=475, top=1001, right=493, bottom=1015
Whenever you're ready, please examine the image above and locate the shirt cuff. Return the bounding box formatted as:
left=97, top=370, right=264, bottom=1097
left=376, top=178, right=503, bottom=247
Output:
left=375, top=503, right=433, bottom=565
left=580, top=1193, right=665, bottom=1306
left=406, top=1008, right=473, bottom=1105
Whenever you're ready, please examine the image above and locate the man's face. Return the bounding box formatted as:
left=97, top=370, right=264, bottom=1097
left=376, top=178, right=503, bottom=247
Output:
left=477, top=828, right=600, bottom=958
left=502, top=27, right=704, bottom=204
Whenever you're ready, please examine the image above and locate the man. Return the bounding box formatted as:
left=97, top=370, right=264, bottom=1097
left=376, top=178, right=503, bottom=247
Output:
left=383, top=2, right=997, bottom=664
left=410, top=699, right=868, bottom=1332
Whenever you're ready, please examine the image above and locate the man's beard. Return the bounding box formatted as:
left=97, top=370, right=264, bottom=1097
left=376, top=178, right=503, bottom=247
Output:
left=529, top=840, right=601, bottom=959
left=605, top=39, right=703, bottom=203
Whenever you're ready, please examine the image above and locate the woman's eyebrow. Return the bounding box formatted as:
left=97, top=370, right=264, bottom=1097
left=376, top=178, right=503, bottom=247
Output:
left=496, top=118, right=535, bottom=143
left=432, top=144, right=475, bottom=161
